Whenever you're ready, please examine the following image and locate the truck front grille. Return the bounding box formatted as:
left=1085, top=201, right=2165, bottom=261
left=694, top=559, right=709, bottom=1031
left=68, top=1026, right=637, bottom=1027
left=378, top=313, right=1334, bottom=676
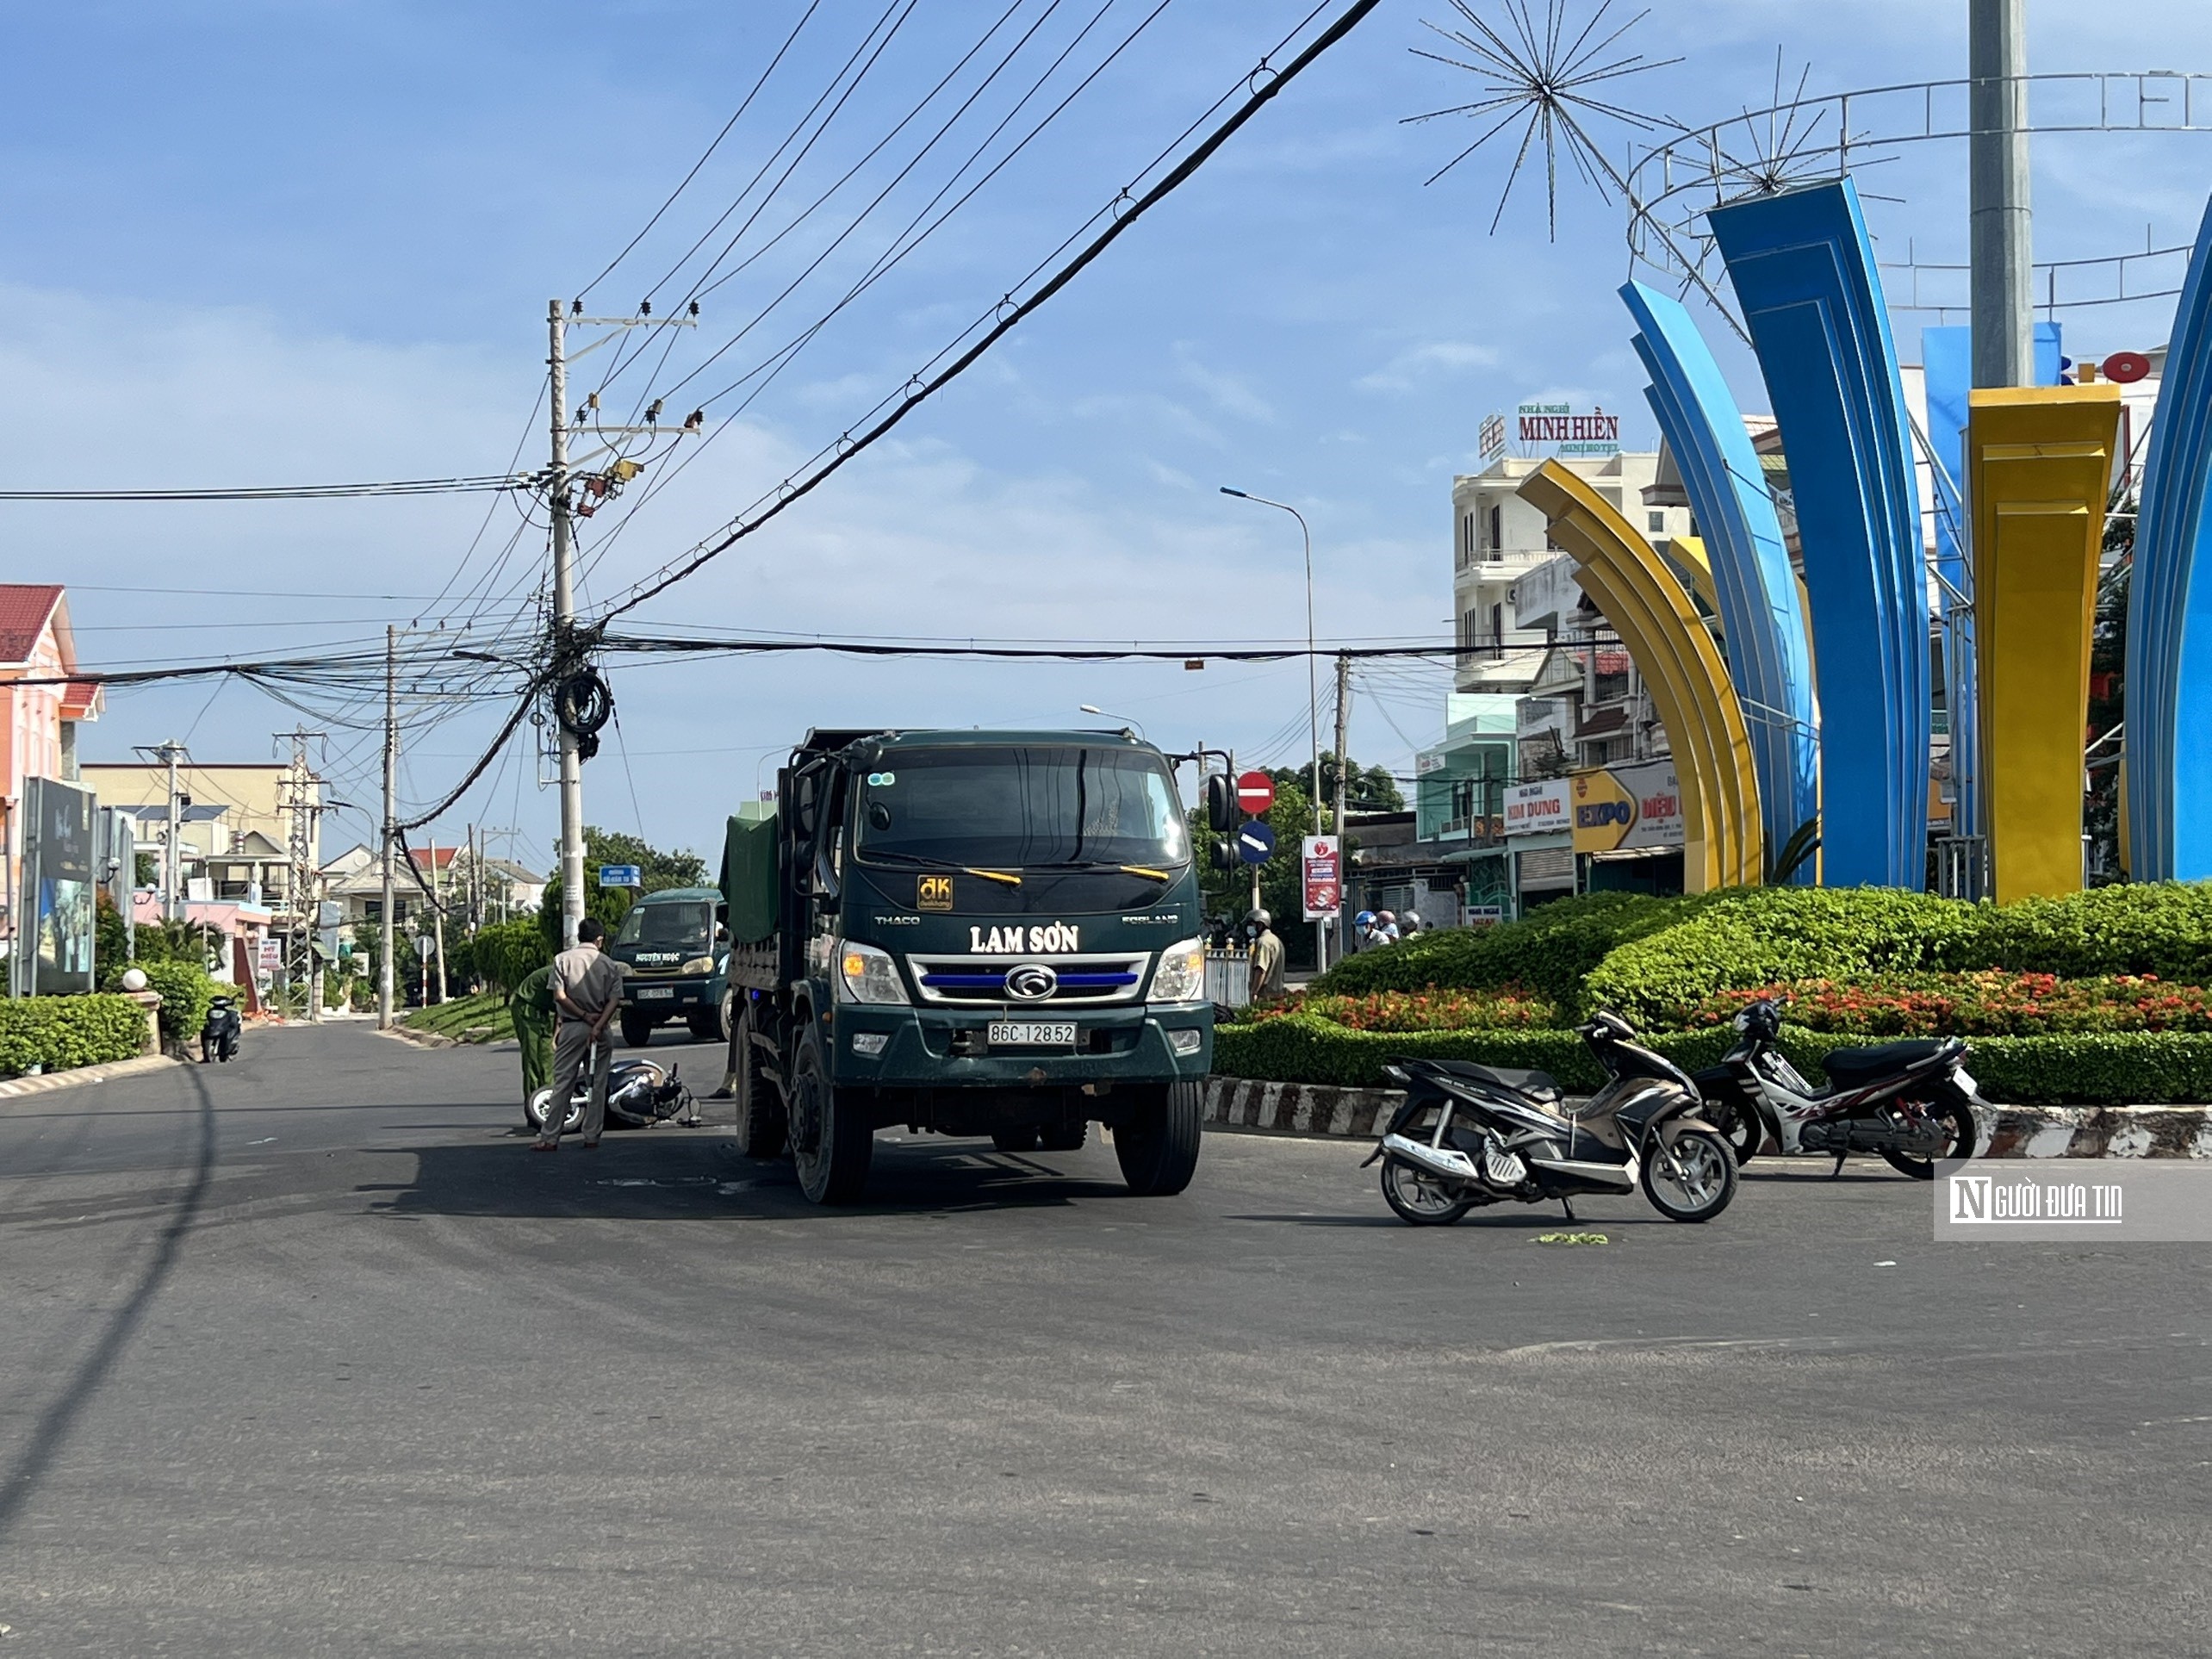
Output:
left=906, top=953, right=1150, bottom=1005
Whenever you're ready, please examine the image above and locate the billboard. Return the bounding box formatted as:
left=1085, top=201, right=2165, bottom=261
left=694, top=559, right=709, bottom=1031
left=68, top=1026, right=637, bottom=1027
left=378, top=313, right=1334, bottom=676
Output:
left=1301, top=836, right=1341, bottom=921
left=1502, top=779, right=1571, bottom=836
left=17, top=777, right=97, bottom=997
left=1571, top=761, right=1686, bottom=854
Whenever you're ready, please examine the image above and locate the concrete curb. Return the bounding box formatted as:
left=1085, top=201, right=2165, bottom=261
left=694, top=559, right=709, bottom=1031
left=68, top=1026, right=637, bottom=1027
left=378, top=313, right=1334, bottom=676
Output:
left=0, top=1053, right=182, bottom=1102
left=1201, top=1076, right=2212, bottom=1159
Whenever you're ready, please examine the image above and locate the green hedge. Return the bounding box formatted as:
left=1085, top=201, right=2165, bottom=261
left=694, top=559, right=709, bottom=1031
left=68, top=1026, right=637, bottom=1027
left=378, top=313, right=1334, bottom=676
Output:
left=1214, top=1014, right=2212, bottom=1104
left=0, top=995, right=152, bottom=1077
left=132, top=960, right=221, bottom=1047
left=1317, top=891, right=1702, bottom=1005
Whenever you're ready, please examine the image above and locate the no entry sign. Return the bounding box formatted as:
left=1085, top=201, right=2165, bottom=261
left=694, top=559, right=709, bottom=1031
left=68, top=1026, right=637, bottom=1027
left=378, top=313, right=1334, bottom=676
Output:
left=1236, top=770, right=1276, bottom=816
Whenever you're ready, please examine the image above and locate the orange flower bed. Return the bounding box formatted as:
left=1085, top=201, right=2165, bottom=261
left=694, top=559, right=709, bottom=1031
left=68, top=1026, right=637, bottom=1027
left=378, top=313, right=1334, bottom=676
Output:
left=1687, top=972, right=2212, bottom=1037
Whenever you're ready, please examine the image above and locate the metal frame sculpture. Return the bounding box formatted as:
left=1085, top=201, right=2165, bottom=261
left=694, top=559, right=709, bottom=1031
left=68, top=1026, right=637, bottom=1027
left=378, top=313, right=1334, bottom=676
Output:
left=1622, top=280, right=1818, bottom=870
left=1518, top=460, right=1763, bottom=891
left=1709, top=178, right=1930, bottom=889
left=2127, top=194, right=2212, bottom=880
left=1967, top=385, right=2122, bottom=902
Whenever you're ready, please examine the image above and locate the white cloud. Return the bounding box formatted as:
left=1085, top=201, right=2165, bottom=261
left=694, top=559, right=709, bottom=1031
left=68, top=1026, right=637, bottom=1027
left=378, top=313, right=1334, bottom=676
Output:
left=1357, top=339, right=1501, bottom=393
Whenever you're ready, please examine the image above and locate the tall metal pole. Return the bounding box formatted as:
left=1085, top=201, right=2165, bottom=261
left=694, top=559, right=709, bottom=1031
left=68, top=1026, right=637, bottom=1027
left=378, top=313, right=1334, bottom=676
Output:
left=549, top=300, right=586, bottom=951
left=1969, top=0, right=2033, bottom=388
left=1333, top=651, right=1351, bottom=961
left=164, top=745, right=182, bottom=923
left=1221, top=488, right=1325, bottom=968
left=378, top=625, right=397, bottom=1030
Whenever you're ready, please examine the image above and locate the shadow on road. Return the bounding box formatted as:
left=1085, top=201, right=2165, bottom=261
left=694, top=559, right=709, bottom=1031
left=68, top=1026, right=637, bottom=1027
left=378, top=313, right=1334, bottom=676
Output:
left=362, top=1131, right=1135, bottom=1221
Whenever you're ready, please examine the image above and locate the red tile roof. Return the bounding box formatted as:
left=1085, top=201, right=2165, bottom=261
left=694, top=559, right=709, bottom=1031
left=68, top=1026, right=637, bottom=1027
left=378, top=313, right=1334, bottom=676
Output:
left=60, top=679, right=103, bottom=719
left=0, top=584, right=65, bottom=666
left=408, top=845, right=461, bottom=869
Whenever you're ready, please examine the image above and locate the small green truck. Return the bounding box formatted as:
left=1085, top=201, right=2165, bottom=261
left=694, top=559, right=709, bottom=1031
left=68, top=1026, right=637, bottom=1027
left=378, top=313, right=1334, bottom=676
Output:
left=608, top=885, right=730, bottom=1047
left=719, top=728, right=1215, bottom=1204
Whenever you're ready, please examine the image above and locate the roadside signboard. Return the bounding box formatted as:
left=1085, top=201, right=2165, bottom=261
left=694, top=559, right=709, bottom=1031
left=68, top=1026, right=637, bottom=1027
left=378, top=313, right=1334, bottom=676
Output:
left=598, top=864, right=643, bottom=889
left=1503, top=779, right=1571, bottom=836
left=1571, top=761, right=1685, bottom=854
left=1465, top=904, right=1506, bottom=927
left=1301, top=836, right=1340, bottom=920
left=1235, top=771, right=1276, bottom=816
left=1235, top=821, right=1277, bottom=865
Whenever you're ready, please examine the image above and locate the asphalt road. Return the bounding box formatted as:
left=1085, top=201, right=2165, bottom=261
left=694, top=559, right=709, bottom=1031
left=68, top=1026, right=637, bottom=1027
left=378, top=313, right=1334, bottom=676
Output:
left=0, top=1022, right=2205, bottom=1657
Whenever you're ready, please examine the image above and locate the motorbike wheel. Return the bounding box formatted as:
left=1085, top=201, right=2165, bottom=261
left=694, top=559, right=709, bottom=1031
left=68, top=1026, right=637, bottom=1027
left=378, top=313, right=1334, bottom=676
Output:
left=1720, top=1100, right=1765, bottom=1164
left=526, top=1086, right=587, bottom=1139
left=728, top=1008, right=786, bottom=1159
left=1880, top=1098, right=1979, bottom=1180
left=788, top=1028, right=872, bottom=1205
left=1379, top=1156, right=1476, bottom=1227
left=1113, top=1080, right=1202, bottom=1196
left=1640, top=1128, right=1738, bottom=1222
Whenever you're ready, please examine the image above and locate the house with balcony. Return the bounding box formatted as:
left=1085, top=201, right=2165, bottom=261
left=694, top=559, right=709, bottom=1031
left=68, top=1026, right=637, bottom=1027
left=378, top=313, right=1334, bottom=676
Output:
left=1, top=585, right=103, bottom=960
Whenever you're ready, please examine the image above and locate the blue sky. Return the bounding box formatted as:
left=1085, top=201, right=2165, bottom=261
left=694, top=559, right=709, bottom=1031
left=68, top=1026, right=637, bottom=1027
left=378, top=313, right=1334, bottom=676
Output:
left=7, top=0, right=2211, bottom=867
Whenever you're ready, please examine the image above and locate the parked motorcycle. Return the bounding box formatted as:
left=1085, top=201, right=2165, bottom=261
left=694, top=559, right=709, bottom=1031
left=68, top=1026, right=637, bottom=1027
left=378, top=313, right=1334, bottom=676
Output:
left=1691, top=997, right=1983, bottom=1179
left=200, top=996, right=241, bottom=1064
left=1365, top=1009, right=1739, bottom=1226
left=525, top=1056, right=698, bottom=1137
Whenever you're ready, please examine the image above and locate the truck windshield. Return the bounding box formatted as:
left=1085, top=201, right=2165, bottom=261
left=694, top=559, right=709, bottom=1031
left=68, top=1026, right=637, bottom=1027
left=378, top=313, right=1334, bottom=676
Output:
left=854, top=746, right=1189, bottom=871
left=614, top=900, right=713, bottom=949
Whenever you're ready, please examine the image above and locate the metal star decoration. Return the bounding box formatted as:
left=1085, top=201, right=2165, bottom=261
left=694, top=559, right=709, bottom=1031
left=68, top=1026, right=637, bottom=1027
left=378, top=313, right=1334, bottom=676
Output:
left=1405, top=0, right=1679, bottom=237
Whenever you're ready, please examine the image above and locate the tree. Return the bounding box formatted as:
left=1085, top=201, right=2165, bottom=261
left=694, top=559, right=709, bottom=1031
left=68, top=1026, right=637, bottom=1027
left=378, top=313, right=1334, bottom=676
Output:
left=1268, top=752, right=1404, bottom=821
left=582, top=826, right=708, bottom=892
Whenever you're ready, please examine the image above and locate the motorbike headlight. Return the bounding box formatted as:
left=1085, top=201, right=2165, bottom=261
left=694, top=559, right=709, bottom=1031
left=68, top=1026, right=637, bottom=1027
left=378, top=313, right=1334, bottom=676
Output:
left=836, top=939, right=910, bottom=1005
left=679, top=955, right=715, bottom=975
left=1149, top=936, right=1207, bottom=1003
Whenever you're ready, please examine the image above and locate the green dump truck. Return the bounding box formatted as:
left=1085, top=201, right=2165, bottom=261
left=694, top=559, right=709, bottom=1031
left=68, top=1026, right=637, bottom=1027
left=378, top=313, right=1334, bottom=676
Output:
left=607, top=885, right=729, bottom=1047
left=719, top=728, right=1214, bottom=1205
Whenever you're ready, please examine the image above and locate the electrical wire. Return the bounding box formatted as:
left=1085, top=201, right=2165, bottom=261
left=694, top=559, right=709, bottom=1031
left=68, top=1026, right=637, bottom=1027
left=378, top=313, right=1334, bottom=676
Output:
left=592, top=0, right=1382, bottom=626
left=0, top=475, right=521, bottom=502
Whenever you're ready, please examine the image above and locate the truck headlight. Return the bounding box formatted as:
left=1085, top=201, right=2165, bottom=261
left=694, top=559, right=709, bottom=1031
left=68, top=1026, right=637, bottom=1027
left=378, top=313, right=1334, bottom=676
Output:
left=836, top=940, right=910, bottom=1005
left=1149, top=936, right=1206, bottom=1003
left=680, top=956, right=716, bottom=975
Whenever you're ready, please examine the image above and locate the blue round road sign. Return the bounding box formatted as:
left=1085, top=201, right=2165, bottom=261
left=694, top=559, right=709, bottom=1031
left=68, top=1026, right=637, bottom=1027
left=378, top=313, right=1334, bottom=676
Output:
left=1235, top=821, right=1276, bottom=864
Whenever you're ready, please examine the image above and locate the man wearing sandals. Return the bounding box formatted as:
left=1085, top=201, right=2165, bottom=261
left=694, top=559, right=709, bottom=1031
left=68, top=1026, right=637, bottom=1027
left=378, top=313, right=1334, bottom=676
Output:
left=532, top=917, right=626, bottom=1151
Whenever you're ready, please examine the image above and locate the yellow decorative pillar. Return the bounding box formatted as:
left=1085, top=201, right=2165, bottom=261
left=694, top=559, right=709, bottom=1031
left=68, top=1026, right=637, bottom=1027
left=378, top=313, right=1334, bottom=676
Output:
left=1967, top=385, right=2122, bottom=903
left=1518, top=461, right=1764, bottom=891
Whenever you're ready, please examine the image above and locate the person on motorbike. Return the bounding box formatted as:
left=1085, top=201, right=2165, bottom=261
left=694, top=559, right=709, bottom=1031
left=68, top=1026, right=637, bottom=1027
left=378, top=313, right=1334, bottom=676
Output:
left=1246, top=909, right=1286, bottom=1003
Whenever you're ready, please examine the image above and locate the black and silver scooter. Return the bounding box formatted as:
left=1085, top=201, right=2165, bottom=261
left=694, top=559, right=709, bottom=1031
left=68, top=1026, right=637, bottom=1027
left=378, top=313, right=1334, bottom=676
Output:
left=1364, top=1010, right=1739, bottom=1225
left=1691, top=997, right=1983, bottom=1179
left=200, top=996, right=241, bottom=1064
left=525, top=1057, right=699, bottom=1137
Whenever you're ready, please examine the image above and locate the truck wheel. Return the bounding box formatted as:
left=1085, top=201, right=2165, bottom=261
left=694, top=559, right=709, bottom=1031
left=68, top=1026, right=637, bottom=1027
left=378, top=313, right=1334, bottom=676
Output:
left=1113, top=1080, right=1201, bottom=1196
left=1037, top=1123, right=1087, bottom=1153
left=619, top=1010, right=658, bottom=1047
left=729, top=1007, right=785, bottom=1159
left=789, top=1027, right=870, bottom=1205
left=990, top=1128, right=1041, bottom=1153
left=687, top=1008, right=723, bottom=1043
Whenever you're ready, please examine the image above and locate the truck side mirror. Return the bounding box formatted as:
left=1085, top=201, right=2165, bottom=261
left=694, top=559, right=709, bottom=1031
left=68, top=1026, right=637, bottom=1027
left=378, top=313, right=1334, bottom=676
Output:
left=1205, top=774, right=1236, bottom=833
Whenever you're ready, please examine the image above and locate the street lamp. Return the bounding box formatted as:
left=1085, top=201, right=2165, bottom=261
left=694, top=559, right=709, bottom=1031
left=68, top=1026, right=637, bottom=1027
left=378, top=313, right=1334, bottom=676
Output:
left=1078, top=704, right=1147, bottom=738
left=1221, top=485, right=1327, bottom=970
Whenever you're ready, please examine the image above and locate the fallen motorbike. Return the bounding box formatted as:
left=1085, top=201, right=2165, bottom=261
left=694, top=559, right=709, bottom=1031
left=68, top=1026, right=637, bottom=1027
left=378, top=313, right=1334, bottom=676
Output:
left=200, top=995, right=241, bottom=1064
left=526, top=1056, right=699, bottom=1137
left=1691, top=997, right=1983, bottom=1179
left=1365, top=1009, right=1738, bottom=1225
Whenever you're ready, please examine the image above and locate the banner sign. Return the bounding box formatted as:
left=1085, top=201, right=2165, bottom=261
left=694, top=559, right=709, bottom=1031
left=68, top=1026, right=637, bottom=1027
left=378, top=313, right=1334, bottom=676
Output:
left=17, top=777, right=96, bottom=997
left=1571, top=761, right=1686, bottom=854
left=1301, top=836, right=1340, bottom=921
left=1502, top=779, right=1571, bottom=836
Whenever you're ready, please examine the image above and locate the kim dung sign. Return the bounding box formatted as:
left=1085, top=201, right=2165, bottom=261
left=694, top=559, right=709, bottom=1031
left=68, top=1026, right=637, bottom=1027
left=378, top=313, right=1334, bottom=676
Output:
left=16, top=776, right=96, bottom=997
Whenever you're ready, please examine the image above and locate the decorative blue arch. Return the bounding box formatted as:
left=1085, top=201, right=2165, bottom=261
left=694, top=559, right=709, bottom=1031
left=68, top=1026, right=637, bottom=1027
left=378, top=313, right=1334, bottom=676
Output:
left=2127, top=193, right=2212, bottom=879
left=1709, top=178, right=1930, bottom=889
left=1623, top=280, right=1818, bottom=872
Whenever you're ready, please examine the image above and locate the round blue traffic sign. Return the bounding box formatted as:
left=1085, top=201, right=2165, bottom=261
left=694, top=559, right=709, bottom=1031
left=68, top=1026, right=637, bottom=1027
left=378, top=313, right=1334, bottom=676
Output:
left=1235, top=821, right=1276, bottom=864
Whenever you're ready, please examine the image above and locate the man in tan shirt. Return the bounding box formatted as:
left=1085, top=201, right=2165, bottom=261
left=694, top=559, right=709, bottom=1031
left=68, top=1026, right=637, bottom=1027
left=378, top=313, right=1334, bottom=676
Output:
left=1246, top=908, right=1286, bottom=1003
left=533, top=917, right=627, bottom=1150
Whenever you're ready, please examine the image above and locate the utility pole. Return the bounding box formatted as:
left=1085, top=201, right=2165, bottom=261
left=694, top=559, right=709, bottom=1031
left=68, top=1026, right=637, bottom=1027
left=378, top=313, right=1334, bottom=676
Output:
left=135, top=740, right=191, bottom=924
left=1333, top=652, right=1351, bottom=964
left=543, top=299, right=700, bottom=949
left=428, top=835, right=448, bottom=1003
left=1969, top=0, right=2033, bottom=388
left=379, top=625, right=398, bottom=1030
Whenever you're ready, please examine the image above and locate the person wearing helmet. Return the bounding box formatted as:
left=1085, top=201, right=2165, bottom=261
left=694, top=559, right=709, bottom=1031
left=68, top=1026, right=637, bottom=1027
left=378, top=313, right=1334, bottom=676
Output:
left=1245, top=907, right=1285, bottom=1002
left=1399, top=909, right=1422, bottom=937
left=1376, top=910, right=1401, bottom=943
left=1356, top=910, right=1389, bottom=950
